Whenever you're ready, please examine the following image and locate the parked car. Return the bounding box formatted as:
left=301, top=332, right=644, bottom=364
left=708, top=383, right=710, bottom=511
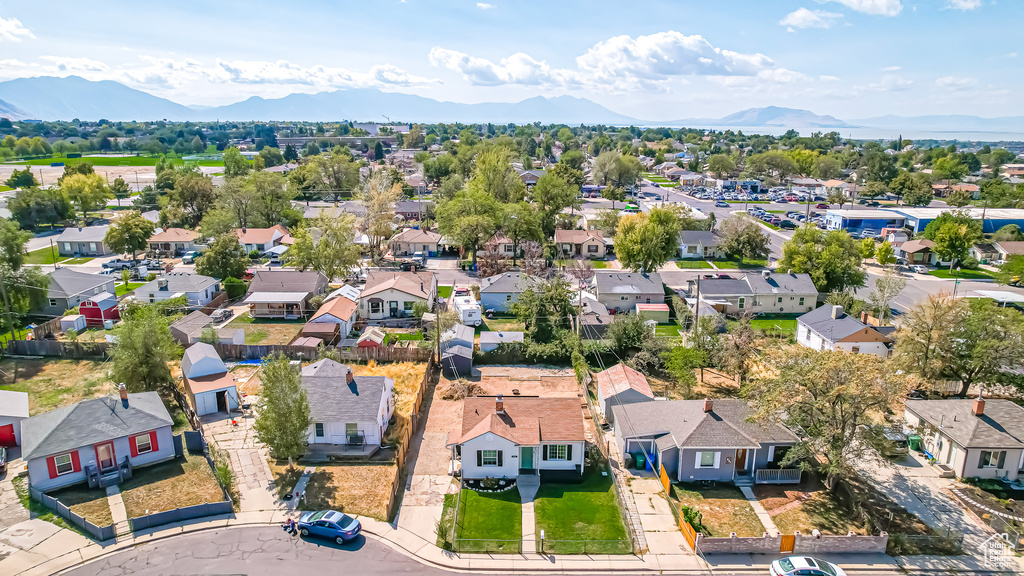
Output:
left=181, top=250, right=202, bottom=264
left=815, top=203, right=829, bottom=209
left=778, top=220, right=797, bottom=229
left=770, top=556, right=846, bottom=576
left=297, top=510, right=361, bottom=544
left=715, top=201, right=729, bottom=207
left=865, top=201, right=881, bottom=207
left=210, top=308, right=233, bottom=323
left=0, top=446, right=6, bottom=474
left=912, top=265, right=930, bottom=274
left=102, top=258, right=135, bottom=270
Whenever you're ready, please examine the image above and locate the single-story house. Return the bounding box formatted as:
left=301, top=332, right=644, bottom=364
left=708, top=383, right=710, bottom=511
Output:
left=678, top=231, right=725, bottom=260
left=0, top=390, right=29, bottom=447
left=593, top=272, right=665, bottom=313
left=235, top=225, right=290, bottom=253
left=970, top=242, right=1000, bottom=262
left=134, top=273, right=221, bottom=308
left=169, top=310, right=244, bottom=345
left=905, top=395, right=1024, bottom=481
left=479, top=331, right=524, bottom=352
left=389, top=228, right=442, bottom=257
left=994, top=241, right=1024, bottom=261
left=404, top=175, right=427, bottom=195
left=309, top=295, right=358, bottom=338
left=518, top=169, right=545, bottom=187
left=357, top=326, right=388, bottom=348
left=395, top=200, right=433, bottom=221
left=301, top=359, right=395, bottom=448
left=182, top=343, right=239, bottom=417
left=687, top=271, right=818, bottom=315
left=20, top=390, right=175, bottom=491
left=480, top=272, right=541, bottom=313
left=898, top=239, right=936, bottom=266
left=55, top=225, right=113, bottom=257
left=148, top=228, right=199, bottom=255
left=487, top=233, right=515, bottom=258
left=636, top=303, right=670, bottom=323
left=442, top=323, right=475, bottom=352
left=358, top=270, right=436, bottom=320
left=244, top=270, right=329, bottom=319
left=451, top=395, right=586, bottom=482
left=441, top=345, right=474, bottom=378
left=594, top=363, right=654, bottom=424
left=612, top=398, right=801, bottom=485
left=797, top=305, right=893, bottom=357
left=554, top=229, right=607, bottom=259
left=43, top=268, right=117, bottom=317
left=79, top=292, right=119, bottom=327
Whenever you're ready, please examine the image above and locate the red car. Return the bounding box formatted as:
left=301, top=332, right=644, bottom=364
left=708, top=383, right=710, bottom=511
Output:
left=815, top=203, right=829, bottom=209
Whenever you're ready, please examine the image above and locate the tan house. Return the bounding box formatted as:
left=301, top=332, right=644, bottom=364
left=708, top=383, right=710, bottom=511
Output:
left=148, top=228, right=199, bottom=255
left=389, top=228, right=442, bottom=257
left=554, top=229, right=606, bottom=259
left=358, top=270, right=436, bottom=320
left=235, top=225, right=290, bottom=253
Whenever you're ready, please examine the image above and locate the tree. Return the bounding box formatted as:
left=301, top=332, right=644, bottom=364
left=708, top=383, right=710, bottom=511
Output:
left=945, top=188, right=973, bottom=208
left=244, top=171, right=293, bottom=227
left=0, top=220, right=47, bottom=337
left=893, top=293, right=961, bottom=383
left=778, top=227, right=866, bottom=293
left=813, top=156, right=842, bottom=180
left=286, top=212, right=361, bottom=281
left=4, top=167, right=37, bottom=189
left=195, top=233, right=249, bottom=280
left=109, top=304, right=182, bottom=394
left=105, top=211, right=155, bottom=264
left=933, top=156, right=968, bottom=182
left=592, top=151, right=619, bottom=186
left=601, top=186, right=626, bottom=210
left=531, top=172, right=580, bottom=237
left=373, top=141, right=384, bottom=161
left=466, top=147, right=526, bottom=204
left=858, top=238, right=876, bottom=260
left=875, top=240, right=896, bottom=267
left=360, top=170, right=403, bottom=262
left=992, top=224, right=1022, bottom=242
left=254, top=353, right=311, bottom=461
left=606, top=313, right=651, bottom=356
left=826, top=189, right=848, bottom=209
left=663, top=346, right=708, bottom=398
left=933, top=221, right=981, bottom=271
left=436, top=188, right=502, bottom=264
left=559, top=149, right=585, bottom=171
left=521, top=241, right=548, bottom=279
left=718, top=215, right=770, bottom=264
left=283, top=143, right=298, bottom=162
left=170, top=173, right=216, bottom=227
left=592, top=209, right=621, bottom=237
left=190, top=135, right=206, bottom=153
left=61, top=172, right=111, bottom=220
left=511, top=277, right=573, bottom=343
left=859, top=181, right=888, bottom=199
left=718, top=318, right=755, bottom=384
left=222, top=146, right=251, bottom=178
left=892, top=172, right=933, bottom=207
left=614, top=207, right=684, bottom=272
left=110, top=176, right=131, bottom=201
left=707, top=154, right=735, bottom=180
left=866, top=269, right=906, bottom=323
left=748, top=347, right=915, bottom=490
left=500, top=202, right=542, bottom=265
left=8, top=187, right=73, bottom=230
left=995, top=255, right=1024, bottom=286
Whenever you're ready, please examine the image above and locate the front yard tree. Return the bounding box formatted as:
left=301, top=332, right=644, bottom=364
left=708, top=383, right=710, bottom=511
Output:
left=601, top=185, right=626, bottom=210
left=436, top=188, right=503, bottom=264
left=195, top=233, right=249, bottom=280
left=110, top=303, right=182, bottom=394
left=61, top=172, right=111, bottom=220
left=826, top=189, right=847, bottom=209
left=707, top=154, right=735, bottom=180
left=777, top=227, right=866, bottom=293
left=254, top=353, right=311, bottom=461
left=500, top=202, right=542, bottom=266
left=286, top=212, right=361, bottom=282
left=933, top=221, right=981, bottom=271
left=360, top=170, right=402, bottom=263
left=748, top=347, right=915, bottom=491
left=875, top=240, right=896, bottom=267
left=614, top=207, right=684, bottom=272
left=945, top=188, right=973, bottom=208
left=170, top=172, right=217, bottom=228
left=104, top=210, right=155, bottom=265
left=531, top=172, right=579, bottom=237
left=8, top=187, right=73, bottom=230
left=865, top=269, right=906, bottom=323
left=718, top=215, right=770, bottom=264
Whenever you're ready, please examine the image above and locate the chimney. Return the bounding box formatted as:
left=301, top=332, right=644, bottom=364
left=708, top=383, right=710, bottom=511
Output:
left=831, top=305, right=843, bottom=319
left=119, top=383, right=129, bottom=409
left=496, top=394, right=504, bottom=415
left=973, top=389, right=985, bottom=417
left=761, top=270, right=770, bottom=280
left=157, top=278, right=169, bottom=291
left=703, top=397, right=713, bottom=413
left=346, top=369, right=355, bottom=386
left=860, top=311, right=868, bottom=324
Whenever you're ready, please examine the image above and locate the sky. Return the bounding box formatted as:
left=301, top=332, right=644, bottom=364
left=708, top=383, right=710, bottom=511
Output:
left=0, top=0, right=1020, bottom=121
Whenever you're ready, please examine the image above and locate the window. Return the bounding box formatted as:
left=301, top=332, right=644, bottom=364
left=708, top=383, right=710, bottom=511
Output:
left=698, top=451, right=717, bottom=468
left=370, top=301, right=382, bottom=314
left=346, top=423, right=358, bottom=437
left=404, top=301, right=413, bottom=311
left=135, top=433, right=153, bottom=454
left=481, top=450, right=498, bottom=466
left=506, top=295, right=512, bottom=302
left=799, top=297, right=805, bottom=306
left=738, top=297, right=745, bottom=310
left=314, top=423, right=325, bottom=437
left=63, top=242, right=71, bottom=252
left=588, top=244, right=598, bottom=253
left=547, top=445, right=568, bottom=460
left=851, top=346, right=860, bottom=353
left=777, top=297, right=783, bottom=303
left=979, top=450, right=1006, bottom=468
left=49, top=299, right=58, bottom=308
left=89, top=242, right=97, bottom=252
left=620, top=296, right=629, bottom=301
left=54, top=453, right=74, bottom=475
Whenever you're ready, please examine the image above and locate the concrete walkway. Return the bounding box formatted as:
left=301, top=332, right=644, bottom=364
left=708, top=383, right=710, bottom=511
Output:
left=518, top=475, right=540, bottom=554
left=104, top=486, right=129, bottom=541
left=739, top=485, right=780, bottom=536
left=286, top=467, right=316, bottom=511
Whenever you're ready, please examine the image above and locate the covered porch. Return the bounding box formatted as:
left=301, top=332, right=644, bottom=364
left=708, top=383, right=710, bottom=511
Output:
left=243, top=291, right=310, bottom=319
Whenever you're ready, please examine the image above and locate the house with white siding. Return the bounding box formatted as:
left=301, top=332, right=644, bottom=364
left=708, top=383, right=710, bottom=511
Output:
left=302, top=359, right=395, bottom=450
left=796, top=305, right=893, bottom=357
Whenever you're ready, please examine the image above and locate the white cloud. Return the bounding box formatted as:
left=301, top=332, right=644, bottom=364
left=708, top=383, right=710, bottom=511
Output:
left=824, top=0, right=902, bottom=16
left=935, top=76, right=977, bottom=89
left=0, top=16, right=34, bottom=42
left=429, top=48, right=564, bottom=86
left=211, top=59, right=435, bottom=89
left=476, top=3, right=495, bottom=9
left=867, top=74, right=913, bottom=91
left=948, top=0, right=981, bottom=9
left=882, top=65, right=901, bottom=71
left=780, top=8, right=844, bottom=29
left=40, top=56, right=108, bottom=72
left=1009, top=52, right=1018, bottom=58
left=820, top=75, right=841, bottom=81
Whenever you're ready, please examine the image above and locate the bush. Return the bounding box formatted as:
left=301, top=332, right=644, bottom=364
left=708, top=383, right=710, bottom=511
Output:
left=480, top=477, right=500, bottom=490
left=961, top=256, right=980, bottom=270
left=248, top=249, right=261, bottom=260
left=223, top=277, right=246, bottom=299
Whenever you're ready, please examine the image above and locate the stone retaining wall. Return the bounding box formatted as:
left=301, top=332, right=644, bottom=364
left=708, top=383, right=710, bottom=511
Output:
left=695, top=530, right=888, bottom=554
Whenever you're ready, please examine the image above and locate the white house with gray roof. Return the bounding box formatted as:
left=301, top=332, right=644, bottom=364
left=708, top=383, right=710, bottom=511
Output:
left=797, top=305, right=893, bottom=357
left=687, top=271, right=817, bottom=315
left=593, top=272, right=665, bottom=313
left=678, top=231, right=725, bottom=259
left=611, top=398, right=800, bottom=485
left=54, top=225, right=114, bottom=257
left=134, top=273, right=221, bottom=308
left=20, top=391, right=175, bottom=492
left=301, top=359, right=395, bottom=450
left=43, top=268, right=117, bottom=317
left=480, top=272, right=541, bottom=313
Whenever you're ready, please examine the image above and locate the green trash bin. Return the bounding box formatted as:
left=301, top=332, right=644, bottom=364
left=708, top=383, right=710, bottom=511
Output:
left=908, top=435, right=921, bottom=451
left=634, top=452, right=646, bottom=469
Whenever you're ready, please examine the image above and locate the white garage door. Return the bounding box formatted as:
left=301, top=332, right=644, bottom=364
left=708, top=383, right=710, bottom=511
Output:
left=196, top=392, right=219, bottom=416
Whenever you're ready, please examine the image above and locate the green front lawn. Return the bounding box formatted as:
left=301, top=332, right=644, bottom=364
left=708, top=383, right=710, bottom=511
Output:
left=592, top=260, right=610, bottom=269
left=437, top=285, right=453, bottom=299
left=676, top=259, right=713, bottom=269
left=24, top=247, right=69, bottom=265
left=654, top=323, right=683, bottom=338
left=0, top=185, right=12, bottom=192
left=453, top=487, right=522, bottom=553
left=709, top=257, right=769, bottom=269
left=929, top=268, right=994, bottom=280
left=115, top=282, right=144, bottom=297
left=534, top=468, right=631, bottom=554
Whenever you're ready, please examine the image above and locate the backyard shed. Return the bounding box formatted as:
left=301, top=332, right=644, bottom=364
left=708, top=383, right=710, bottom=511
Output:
left=79, top=292, right=119, bottom=327
left=60, top=315, right=86, bottom=333
left=594, top=363, right=655, bottom=423
left=0, top=390, right=29, bottom=446
left=441, top=345, right=473, bottom=377
left=182, top=343, right=239, bottom=417
left=635, top=303, right=670, bottom=323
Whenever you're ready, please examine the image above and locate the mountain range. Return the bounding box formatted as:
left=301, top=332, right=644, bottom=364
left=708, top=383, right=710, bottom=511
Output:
left=1, top=76, right=1024, bottom=137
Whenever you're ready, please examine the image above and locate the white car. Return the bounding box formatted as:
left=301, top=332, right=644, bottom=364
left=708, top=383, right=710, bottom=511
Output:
left=912, top=265, right=930, bottom=274
left=770, top=556, right=845, bottom=576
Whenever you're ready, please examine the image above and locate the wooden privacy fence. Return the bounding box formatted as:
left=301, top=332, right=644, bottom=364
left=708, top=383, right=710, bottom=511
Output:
left=382, top=356, right=435, bottom=521
left=30, top=486, right=116, bottom=541
left=199, top=292, right=229, bottom=315
left=7, top=339, right=109, bottom=358
left=213, top=342, right=432, bottom=362
left=30, top=317, right=63, bottom=340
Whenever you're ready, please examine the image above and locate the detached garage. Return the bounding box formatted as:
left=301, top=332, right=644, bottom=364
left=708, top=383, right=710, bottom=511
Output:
left=182, top=343, right=240, bottom=417
left=0, top=390, right=29, bottom=446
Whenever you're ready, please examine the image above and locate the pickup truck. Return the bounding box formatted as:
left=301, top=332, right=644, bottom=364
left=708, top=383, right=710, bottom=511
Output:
left=181, top=251, right=201, bottom=264
left=102, top=258, right=135, bottom=270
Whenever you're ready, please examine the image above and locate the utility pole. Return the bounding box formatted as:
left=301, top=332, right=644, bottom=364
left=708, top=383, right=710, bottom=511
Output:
left=50, top=239, right=58, bottom=271
left=0, top=266, right=17, bottom=347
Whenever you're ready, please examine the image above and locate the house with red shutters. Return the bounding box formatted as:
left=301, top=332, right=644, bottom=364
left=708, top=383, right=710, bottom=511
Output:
left=20, top=390, right=175, bottom=492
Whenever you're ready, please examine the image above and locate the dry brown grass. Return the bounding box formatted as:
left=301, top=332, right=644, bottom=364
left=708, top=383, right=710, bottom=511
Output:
left=0, top=359, right=114, bottom=415
left=438, top=378, right=486, bottom=401
left=671, top=484, right=765, bottom=537
left=120, top=450, right=226, bottom=519
left=49, top=485, right=113, bottom=526
left=268, top=460, right=305, bottom=499
left=351, top=361, right=427, bottom=445
left=301, top=462, right=398, bottom=521
left=232, top=365, right=263, bottom=395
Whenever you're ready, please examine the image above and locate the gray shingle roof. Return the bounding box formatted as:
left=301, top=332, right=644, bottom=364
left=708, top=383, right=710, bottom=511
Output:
left=697, top=272, right=817, bottom=298
left=181, top=342, right=225, bottom=377
left=595, top=272, right=664, bottom=295
left=56, top=225, right=110, bottom=243
left=442, top=324, right=474, bottom=348
left=479, top=331, right=524, bottom=345
left=480, top=272, right=541, bottom=294
left=48, top=268, right=114, bottom=299
left=905, top=399, right=1024, bottom=449
left=442, top=345, right=473, bottom=359
left=797, top=305, right=870, bottom=341
left=21, top=392, right=173, bottom=460
left=249, top=270, right=327, bottom=294
left=300, top=359, right=392, bottom=422
left=611, top=399, right=798, bottom=449
left=678, top=231, right=720, bottom=246
left=135, top=273, right=219, bottom=294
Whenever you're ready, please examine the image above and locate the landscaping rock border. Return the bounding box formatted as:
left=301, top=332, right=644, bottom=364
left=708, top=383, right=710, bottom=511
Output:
left=463, top=478, right=517, bottom=493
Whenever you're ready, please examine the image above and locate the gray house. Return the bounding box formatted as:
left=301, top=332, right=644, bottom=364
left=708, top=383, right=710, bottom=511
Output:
left=44, top=268, right=117, bottom=317
left=678, top=231, right=725, bottom=260
left=611, top=398, right=800, bottom=485
left=54, top=225, right=114, bottom=257
left=593, top=272, right=665, bottom=313
left=301, top=359, right=395, bottom=450
left=688, top=271, right=818, bottom=315
left=134, top=273, right=221, bottom=308
left=480, top=272, right=541, bottom=313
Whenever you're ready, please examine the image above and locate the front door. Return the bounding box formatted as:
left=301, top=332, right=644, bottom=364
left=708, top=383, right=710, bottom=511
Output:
left=389, top=301, right=399, bottom=317
left=96, top=442, right=115, bottom=471
left=735, top=449, right=747, bottom=474
left=520, top=447, right=533, bottom=470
